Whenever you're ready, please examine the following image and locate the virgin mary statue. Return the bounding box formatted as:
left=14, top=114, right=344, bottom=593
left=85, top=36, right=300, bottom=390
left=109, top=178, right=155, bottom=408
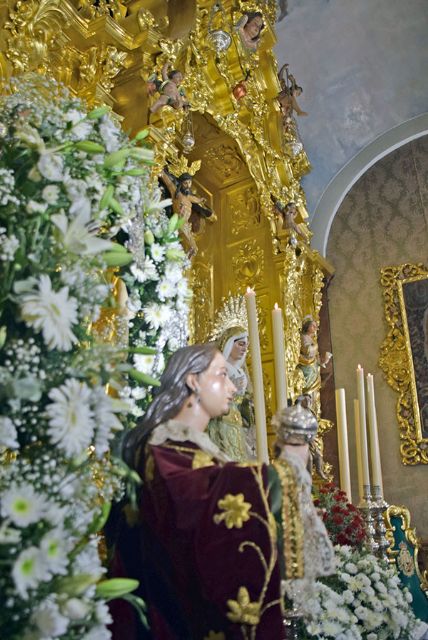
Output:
left=207, top=296, right=256, bottom=461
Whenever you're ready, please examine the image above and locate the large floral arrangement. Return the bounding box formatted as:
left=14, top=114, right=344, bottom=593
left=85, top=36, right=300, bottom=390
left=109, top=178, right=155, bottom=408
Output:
left=314, top=482, right=366, bottom=548
left=296, top=545, right=428, bottom=640
left=0, top=74, right=189, bottom=639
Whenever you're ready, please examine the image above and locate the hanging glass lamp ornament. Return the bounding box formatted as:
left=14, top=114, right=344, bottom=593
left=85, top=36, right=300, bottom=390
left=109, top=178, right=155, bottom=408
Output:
left=181, top=110, right=195, bottom=154
left=207, top=2, right=232, bottom=53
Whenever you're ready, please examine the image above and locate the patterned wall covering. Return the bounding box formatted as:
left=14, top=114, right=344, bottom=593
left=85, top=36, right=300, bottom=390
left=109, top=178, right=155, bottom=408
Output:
left=327, top=136, right=428, bottom=537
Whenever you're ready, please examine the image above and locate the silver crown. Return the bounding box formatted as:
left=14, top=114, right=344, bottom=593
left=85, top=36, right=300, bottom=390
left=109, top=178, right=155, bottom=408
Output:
left=272, top=401, right=318, bottom=444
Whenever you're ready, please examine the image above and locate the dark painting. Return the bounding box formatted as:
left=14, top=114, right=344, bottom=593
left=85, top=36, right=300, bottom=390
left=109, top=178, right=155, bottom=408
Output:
left=402, top=277, right=428, bottom=439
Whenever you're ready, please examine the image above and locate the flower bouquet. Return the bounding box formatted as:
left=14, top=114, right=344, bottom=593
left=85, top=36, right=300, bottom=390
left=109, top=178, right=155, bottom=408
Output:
left=314, top=482, right=366, bottom=548
left=296, top=545, right=428, bottom=640
left=0, top=74, right=189, bottom=639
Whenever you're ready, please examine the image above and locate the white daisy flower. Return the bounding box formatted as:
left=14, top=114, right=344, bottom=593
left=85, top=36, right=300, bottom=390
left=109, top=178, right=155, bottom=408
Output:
left=40, top=528, right=69, bottom=576
left=1, top=483, right=47, bottom=527
left=37, top=153, right=64, bottom=181
left=133, top=354, right=155, bottom=375
left=143, top=303, right=171, bottom=330
left=30, top=598, right=69, bottom=637
left=12, top=546, right=47, bottom=598
left=156, top=278, right=175, bottom=301
left=46, top=379, right=95, bottom=456
left=150, top=243, right=165, bottom=263
left=0, top=416, right=19, bottom=449
left=130, top=257, right=158, bottom=283
left=42, top=184, right=60, bottom=204
left=20, top=275, right=78, bottom=351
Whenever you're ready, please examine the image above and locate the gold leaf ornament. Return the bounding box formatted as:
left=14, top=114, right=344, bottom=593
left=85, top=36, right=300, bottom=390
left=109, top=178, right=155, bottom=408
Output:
left=213, top=493, right=251, bottom=529
left=226, top=586, right=260, bottom=625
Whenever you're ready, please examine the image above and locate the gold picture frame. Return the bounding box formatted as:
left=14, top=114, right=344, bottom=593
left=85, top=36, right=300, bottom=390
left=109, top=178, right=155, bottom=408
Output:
left=379, top=263, right=428, bottom=465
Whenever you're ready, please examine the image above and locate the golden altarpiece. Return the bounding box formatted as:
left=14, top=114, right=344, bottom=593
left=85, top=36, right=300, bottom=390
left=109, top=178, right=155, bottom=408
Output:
left=0, top=0, right=334, bottom=448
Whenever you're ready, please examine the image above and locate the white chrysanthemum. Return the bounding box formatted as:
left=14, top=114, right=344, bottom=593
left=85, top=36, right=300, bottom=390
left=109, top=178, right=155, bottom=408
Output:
left=40, top=528, right=69, bottom=576
left=46, top=379, right=95, bottom=456
left=37, top=153, right=64, bottom=181
left=156, top=278, right=176, bottom=301
left=1, top=483, right=47, bottom=527
left=130, top=257, right=158, bottom=283
left=133, top=353, right=155, bottom=375
left=91, top=387, right=123, bottom=458
left=42, top=184, right=60, bottom=204
left=52, top=211, right=113, bottom=255
left=31, top=598, right=69, bottom=637
left=12, top=546, right=47, bottom=598
left=20, top=275, right=78, bottom=351
left=150, top=243, right=165, bottom=263
left=143, top=303, right=172, bottom=330
left=64, top=108, right=86, bottom=124
left=81, top=625, right=112, bottom=640
left=0, top=416, right=19, bottom=449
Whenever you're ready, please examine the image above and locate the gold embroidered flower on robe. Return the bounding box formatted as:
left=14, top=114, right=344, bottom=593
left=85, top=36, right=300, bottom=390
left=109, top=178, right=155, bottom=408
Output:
left=226, top=586, right=261, bottom=625
left=192, top=450, right=215, bottom=470
left=213, top=493, right=251, bottom=529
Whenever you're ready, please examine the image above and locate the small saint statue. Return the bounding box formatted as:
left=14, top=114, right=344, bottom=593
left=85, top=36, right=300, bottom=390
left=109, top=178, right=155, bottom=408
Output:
left=147, top=62, right=189, bottom=114
left=275, top=200, right=304, bottom=238
left=160, top=169, right=215, bottom=257
left=297, top=317, right=332, bottom=402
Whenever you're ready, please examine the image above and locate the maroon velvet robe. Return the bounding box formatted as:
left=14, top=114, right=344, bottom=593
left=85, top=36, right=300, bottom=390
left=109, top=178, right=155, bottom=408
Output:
left=110, top=440, right=284, bottom=639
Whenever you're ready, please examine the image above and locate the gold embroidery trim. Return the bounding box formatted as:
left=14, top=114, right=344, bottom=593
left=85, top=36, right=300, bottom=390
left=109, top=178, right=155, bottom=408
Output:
left=272, top=459, right=304, bottom=579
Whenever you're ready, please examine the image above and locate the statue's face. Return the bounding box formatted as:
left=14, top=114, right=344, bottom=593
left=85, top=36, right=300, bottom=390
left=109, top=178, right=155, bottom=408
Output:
left=245, top=15, right=263, bottom=39
left=198, top=351, right=236, bottom=418
left=172, top=72, right=183, bottom=86
left=181, top=178, right=192, bottom=191
left=230, top=338, right=248, bottom=361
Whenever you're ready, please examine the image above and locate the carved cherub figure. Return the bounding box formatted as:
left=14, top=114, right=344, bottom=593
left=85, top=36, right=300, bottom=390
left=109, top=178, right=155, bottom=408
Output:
left=148, top=62, right=189, bottom=114
left=160, top=169, right=215, bottom=257
left=275, top=200, right=304, bottom=237
left=277, top=63, right=308, bottom=118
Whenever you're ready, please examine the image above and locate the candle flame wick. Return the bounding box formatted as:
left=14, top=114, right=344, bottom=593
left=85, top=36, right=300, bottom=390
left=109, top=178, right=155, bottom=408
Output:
left=274, top=302, right=279, bottom=310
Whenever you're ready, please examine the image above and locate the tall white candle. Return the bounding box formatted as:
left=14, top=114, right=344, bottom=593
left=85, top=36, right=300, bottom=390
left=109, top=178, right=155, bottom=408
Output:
left=335, top=388, right=352, bottom=503
left=366, top=373, right=384, bottom=499
left=354, top=399, right=364, bottom=503
left=245, top=288, right=269, bottom=464
left=356, top=364, right=370, bottom=492
left=272, top=303, right=288, bottom=411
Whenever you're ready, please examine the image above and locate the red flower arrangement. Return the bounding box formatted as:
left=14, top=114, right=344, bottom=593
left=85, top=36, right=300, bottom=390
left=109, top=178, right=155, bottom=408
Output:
left=313, top=482, right=366, bottom=548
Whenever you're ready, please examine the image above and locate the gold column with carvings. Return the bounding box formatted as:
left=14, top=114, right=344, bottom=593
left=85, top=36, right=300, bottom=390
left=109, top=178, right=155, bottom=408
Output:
left=0, top=0, right=334, bottom=441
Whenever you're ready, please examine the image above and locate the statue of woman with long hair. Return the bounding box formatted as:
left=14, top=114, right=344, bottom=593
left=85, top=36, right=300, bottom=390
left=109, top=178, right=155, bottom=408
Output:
left=110, top=343, right=305, bottom=639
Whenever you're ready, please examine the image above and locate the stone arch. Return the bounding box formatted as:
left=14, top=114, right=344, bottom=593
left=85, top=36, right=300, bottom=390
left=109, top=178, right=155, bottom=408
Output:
left=311, top=113, right=428, bottom=256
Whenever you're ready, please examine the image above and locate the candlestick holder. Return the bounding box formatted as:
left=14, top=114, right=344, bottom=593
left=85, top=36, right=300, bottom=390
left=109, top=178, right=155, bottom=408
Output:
left=371, top=485, right=390, bottom=560
left=358, top=485, right=379, bottom=555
